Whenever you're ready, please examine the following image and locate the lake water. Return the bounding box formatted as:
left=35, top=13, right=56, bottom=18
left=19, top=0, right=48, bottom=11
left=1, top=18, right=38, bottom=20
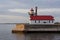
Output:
left=0, top=23, right=60, bottom=40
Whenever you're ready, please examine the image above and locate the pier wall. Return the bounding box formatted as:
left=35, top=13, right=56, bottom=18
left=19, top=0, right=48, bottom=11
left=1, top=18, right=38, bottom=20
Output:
left=25, top=24, right=60, bottom=31
left=12, top=23, right=60, bottom=32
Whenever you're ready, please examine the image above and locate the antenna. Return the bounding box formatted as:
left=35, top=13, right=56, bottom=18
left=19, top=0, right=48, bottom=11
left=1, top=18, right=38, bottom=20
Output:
left=35, top=6, right=37, bottom=16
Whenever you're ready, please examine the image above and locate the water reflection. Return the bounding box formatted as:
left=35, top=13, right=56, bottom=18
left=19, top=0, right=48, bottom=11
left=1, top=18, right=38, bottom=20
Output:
left=12, top=33, right=60, bottom=40
left=12, top=32, right=25, bottom=40
left=25, top=33, right=60, bottom=40
left=0, top=24, right=60, bottom=40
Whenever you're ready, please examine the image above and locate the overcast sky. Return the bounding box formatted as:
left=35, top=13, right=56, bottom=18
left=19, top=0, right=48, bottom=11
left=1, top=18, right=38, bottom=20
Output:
left=0, top=0, right=60, bottom=23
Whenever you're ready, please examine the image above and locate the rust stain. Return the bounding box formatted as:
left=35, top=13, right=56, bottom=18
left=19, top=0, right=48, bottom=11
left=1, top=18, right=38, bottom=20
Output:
left=12, top=24, right=25, bottom=31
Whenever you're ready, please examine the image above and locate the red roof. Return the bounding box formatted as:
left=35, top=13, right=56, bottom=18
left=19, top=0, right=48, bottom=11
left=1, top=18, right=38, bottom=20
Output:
left=30, top=15, right=54, bottom=20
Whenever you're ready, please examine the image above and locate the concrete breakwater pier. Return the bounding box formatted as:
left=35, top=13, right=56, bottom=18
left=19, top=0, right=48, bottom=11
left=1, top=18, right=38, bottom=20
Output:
left=12, top=23, right=60, bottom=33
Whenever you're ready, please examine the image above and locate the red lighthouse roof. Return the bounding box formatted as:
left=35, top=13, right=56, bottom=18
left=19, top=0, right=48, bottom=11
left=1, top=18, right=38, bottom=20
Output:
left=30, top=15, right=54, bottom=20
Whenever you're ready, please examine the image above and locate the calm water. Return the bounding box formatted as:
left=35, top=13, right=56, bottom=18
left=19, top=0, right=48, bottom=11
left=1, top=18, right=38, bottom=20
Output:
left=0, top=23, right=60, bottom=40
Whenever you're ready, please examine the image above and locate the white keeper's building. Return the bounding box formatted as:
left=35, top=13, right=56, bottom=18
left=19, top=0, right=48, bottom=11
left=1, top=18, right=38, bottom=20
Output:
left=28, top=6, right=54, bottom=24
left=30, top=15, right=54, bottom=24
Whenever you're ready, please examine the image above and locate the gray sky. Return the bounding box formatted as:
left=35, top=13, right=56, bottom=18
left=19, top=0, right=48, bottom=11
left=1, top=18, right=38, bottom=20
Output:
left=0, top=0, right=60, bottom=23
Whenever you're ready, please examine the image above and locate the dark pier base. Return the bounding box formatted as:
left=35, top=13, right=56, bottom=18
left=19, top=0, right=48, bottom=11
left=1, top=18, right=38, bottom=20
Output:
left=12, top=30, right=60, bottom=33
left=25, top=31, right=60, bottom=33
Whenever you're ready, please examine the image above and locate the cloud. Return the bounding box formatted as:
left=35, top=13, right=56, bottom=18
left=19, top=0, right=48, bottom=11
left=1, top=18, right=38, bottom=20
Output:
left=55, top=17, right=60, bottom=22
left=0, top=15, right=24, bottom=19
left=0, top=0, right=60, bottom=23
left=0, top=15, right=29, bottom=23
left=0, top=4, right=5, bottom=8
left=0, top=0, right=29, bottom=9
left=8, top=9, right=29, bottom=13
left=16, top=0, right=60, bottom=8
left=8, top=8, right=60, bottom=14
left=0, top=0, right=60, bottom=9
left=38, top=8, right=60, bottom=15
left=8, top=8, right=60, bottom=17
left=38, top=8, right=60, bottom=12
left=8, top=8, right=60, bottom=22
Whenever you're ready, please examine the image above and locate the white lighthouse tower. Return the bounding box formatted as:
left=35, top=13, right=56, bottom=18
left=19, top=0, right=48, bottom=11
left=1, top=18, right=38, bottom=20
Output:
left=28, top=8, right=34, bottom=16
left=28, top=7, right=54, bottom=24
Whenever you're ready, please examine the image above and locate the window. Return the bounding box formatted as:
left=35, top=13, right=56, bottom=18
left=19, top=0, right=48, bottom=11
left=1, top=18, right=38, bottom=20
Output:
left=43, top=22, right=46, bottom=23
left=49, top=20, right=50, bottom=23
left=39, top=20, right=40, bottom=23
left=52, top=20, right=53, bottom=23
left=35, top=20, right=36, bottom=23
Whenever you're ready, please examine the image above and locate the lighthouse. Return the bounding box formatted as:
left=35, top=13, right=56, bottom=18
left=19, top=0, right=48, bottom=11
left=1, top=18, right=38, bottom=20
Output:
left=28, top=6, right=54, bottom=24
left=12, top=6, right=60, bottom=32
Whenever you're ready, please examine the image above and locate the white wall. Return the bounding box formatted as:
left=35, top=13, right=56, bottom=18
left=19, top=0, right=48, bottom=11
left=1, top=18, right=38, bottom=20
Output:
left=30, top=20, right=54, bottom=24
